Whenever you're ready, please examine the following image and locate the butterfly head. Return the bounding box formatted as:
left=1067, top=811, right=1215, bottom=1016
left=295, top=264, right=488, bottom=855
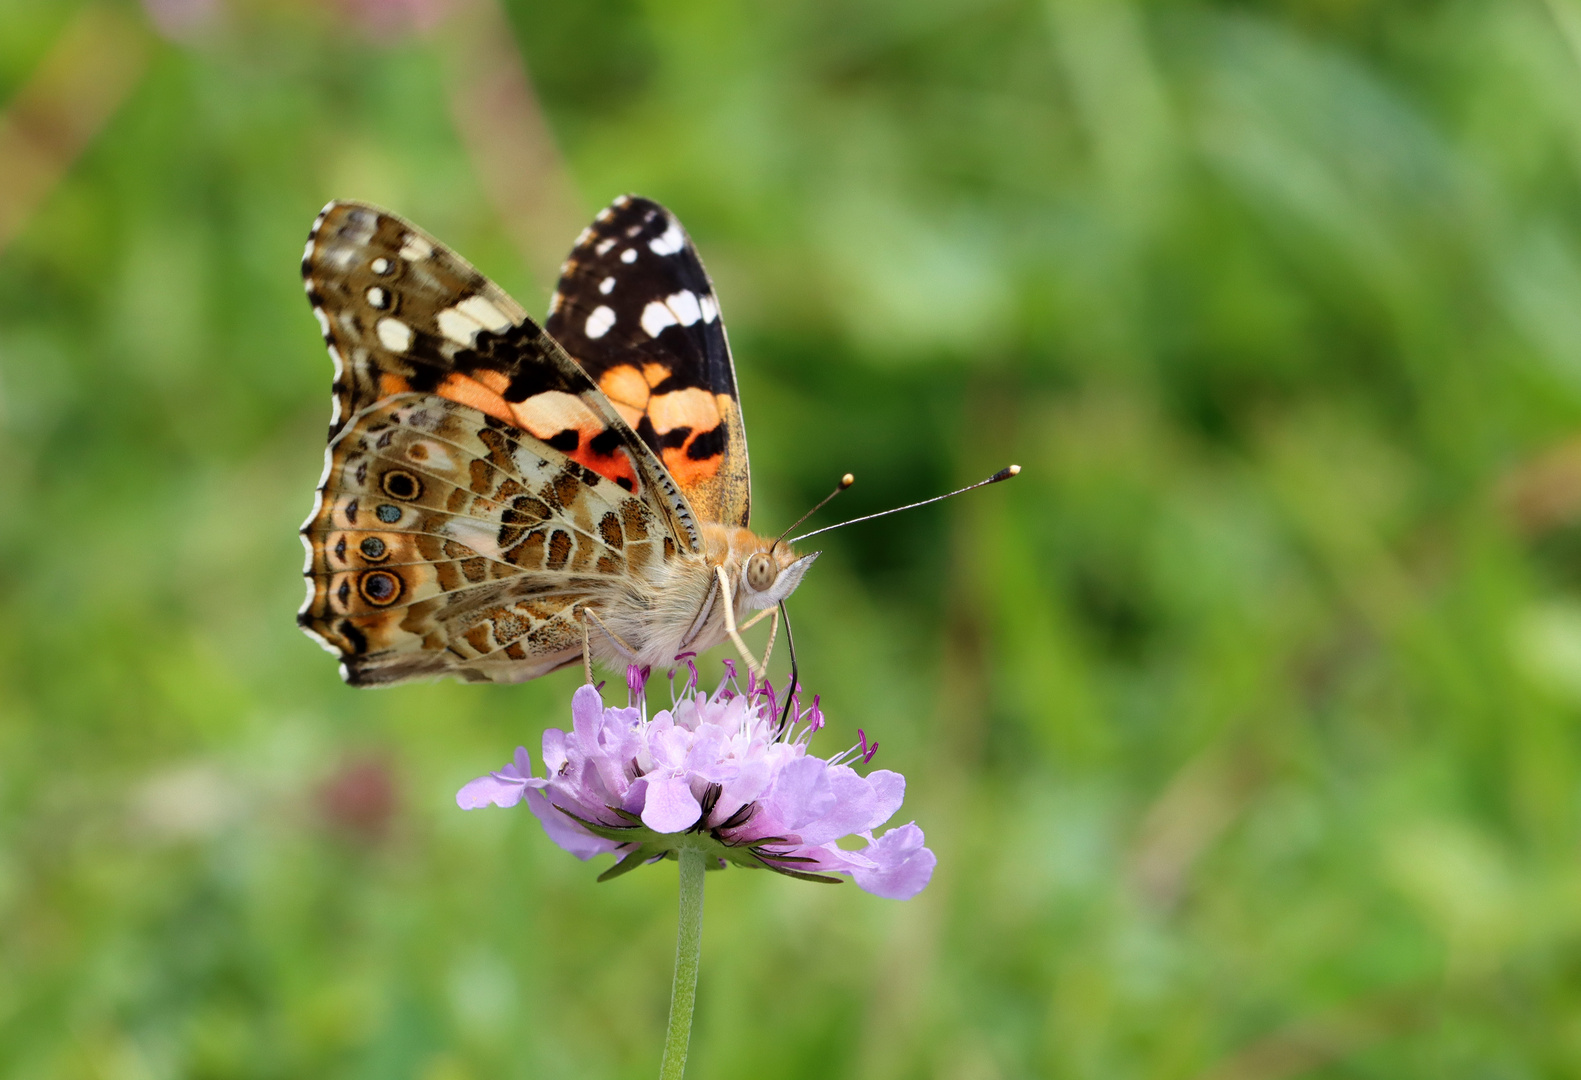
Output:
left=738, top=544, right=819, bottom=611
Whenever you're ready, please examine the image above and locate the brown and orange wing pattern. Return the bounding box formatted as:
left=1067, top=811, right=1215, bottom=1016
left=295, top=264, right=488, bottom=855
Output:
left=301, top=200, right=700, bottom=549
left=546, top=195, right=751, bottom=529
left=299, top=395, right=677, bottom=686
left=298, top=200, right=709, bottom=685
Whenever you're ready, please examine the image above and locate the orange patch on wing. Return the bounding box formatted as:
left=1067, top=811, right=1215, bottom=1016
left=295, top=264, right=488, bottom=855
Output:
left=571, top=438, right=640, bottom=493
left=510, top=389, right=641, bottom=494
left=662, top=445, right=722, bottom=489
left=510, top=390, right=600, bottom=439
left=473, top=368, right=511, bottom=395
left=595, top=366, right=724, bottom=494
left=436, top=372, right=514, bottom=425
left=599, top=365, right=650, bottom=411
left=598, top=365, right=651, bottom=429
left=648, top=388, right=721, bottom=436
left=610, top=401, right=643, bottom=429
left=378, top=373, right=412, bottom=397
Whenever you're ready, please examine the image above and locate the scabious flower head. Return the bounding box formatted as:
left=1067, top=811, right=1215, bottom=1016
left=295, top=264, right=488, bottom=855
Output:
left=458, top=666, right=935, bottom=900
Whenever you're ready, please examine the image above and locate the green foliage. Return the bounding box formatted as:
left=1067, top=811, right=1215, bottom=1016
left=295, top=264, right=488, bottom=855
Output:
left=5, top=0, right=1581, bottom=1076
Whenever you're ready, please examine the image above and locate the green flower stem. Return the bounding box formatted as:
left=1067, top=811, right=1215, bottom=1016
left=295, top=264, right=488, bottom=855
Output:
left=660, top=846, right=707, bottom=1080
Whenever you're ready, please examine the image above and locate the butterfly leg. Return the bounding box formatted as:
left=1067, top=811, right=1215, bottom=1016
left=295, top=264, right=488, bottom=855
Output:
left=748, top=606, right=780, bottom=673
left=732, top=604, right=779, bottom=675
left=733, top=606, right=780, bottom=669
left=716, top=566, right=766, bottom=681
left=580, top=606, right=639, bottom=665
left=580, top=616, right=594, bottom=684
left=739, top=608, right=774, bottom=631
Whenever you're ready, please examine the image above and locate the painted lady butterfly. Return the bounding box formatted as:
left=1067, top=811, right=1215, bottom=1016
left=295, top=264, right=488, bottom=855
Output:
left=298, top=196, right=815, bottom=686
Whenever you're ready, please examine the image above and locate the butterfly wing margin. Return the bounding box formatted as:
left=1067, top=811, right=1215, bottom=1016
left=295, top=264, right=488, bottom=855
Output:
left=545, top=195, right=751, bottom=528
left=299, top=395, right=681, bottom=686
left=301, top=200, right=703, bottom=552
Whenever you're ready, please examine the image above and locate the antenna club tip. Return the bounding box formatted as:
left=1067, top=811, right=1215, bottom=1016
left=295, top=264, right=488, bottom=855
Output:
left=1008, top=464, right=1021, bottom=476
left=840, top=473, right=855, bottom=488
left=988, top=464, right=1021, bottom=483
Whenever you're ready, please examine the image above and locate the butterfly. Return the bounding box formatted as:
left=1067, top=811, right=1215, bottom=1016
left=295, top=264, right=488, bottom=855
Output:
left=297, top=196, right=818, bottom=686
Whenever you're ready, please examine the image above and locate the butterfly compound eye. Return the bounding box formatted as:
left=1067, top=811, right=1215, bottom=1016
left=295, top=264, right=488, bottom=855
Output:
left=745, top=552, right=777, bottom=592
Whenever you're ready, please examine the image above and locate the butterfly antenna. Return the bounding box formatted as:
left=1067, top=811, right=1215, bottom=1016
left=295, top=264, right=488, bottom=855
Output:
left=790, top=465, right=1020, bottom=544
left=771, top=473, right=855, bottom=553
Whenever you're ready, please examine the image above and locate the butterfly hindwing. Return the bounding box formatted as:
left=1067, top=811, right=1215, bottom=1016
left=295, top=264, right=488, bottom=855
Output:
left=300, top=395, right=678, bottom=685
left=546, top=195, right=751, bottom=529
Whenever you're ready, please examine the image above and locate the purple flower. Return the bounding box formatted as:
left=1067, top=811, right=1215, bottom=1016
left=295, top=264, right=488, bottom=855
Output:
left=457, top=667, right=935, bottom=900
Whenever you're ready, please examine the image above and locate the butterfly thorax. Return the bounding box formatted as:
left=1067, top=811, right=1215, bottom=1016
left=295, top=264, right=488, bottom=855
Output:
left=588, top=524, right=812, bottom=671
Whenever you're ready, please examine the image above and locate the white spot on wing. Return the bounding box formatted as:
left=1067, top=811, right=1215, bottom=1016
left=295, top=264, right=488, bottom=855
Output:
left=302, top=239, right=315, bottom=264
left=409, top=440, right=455, bottom=472
left=649, top=222, right=685, bottom=256
left=620, top=248, right=637, bottom=264
left=314, top=307, right=331, bottom=337
left=585, top=305, right=616, bottom=339
left=436, top=307, right=480, bottom=345
left=599, top=276, right=616, bottom=295
left=399, top=234, right=434, bottom=261
left=667, top=290, right=702, bottom=326
left=371, top=257, right=391, bottom=274
left=699, top=294, right=719, bottom=323
left=366, top=286, right=387, bottom=308
left=443, top=517, right=507, bottom=562
left=456, top=294, right=512, bottom=332
left=641, top=301, right=679, bottom=338
left=596, top=238, right=616, bottom=255
left=376, top=317, right=413, bottom=352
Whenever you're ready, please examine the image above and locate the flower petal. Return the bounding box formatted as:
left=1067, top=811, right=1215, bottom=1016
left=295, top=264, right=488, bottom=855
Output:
left=850, top=822, right=935, bottom=900
left=795, top=766, right=879, bottom=845
left=541, top=728, right=569, bottom=775
left=865, top=770, right=905, bottom=828
left=714, top=756, right=773, bottom=825
left=641, top=775, right=702, bottom=832
left=528, top=789, right=618, bottom=859
left=571, top=684, right=604, bottom=752
left=456, top=772, right=527, bottom=809
left=456, top=748, right=540, bottom=809
left=765, top=755, right=835, bottom=829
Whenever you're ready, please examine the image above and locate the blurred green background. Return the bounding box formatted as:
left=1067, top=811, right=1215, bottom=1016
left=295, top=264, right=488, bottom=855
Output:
left=6, top=0, right=1581, bottom=1076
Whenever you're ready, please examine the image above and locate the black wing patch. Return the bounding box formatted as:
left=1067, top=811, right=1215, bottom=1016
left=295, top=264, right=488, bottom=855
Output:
left=545, top=195, right=751, bottom=528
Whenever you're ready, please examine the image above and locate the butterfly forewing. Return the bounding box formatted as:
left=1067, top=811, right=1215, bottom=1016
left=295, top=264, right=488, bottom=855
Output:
left=302, top=201, right=700, bottom=549
left=546, top=196, right=751, bottom=529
